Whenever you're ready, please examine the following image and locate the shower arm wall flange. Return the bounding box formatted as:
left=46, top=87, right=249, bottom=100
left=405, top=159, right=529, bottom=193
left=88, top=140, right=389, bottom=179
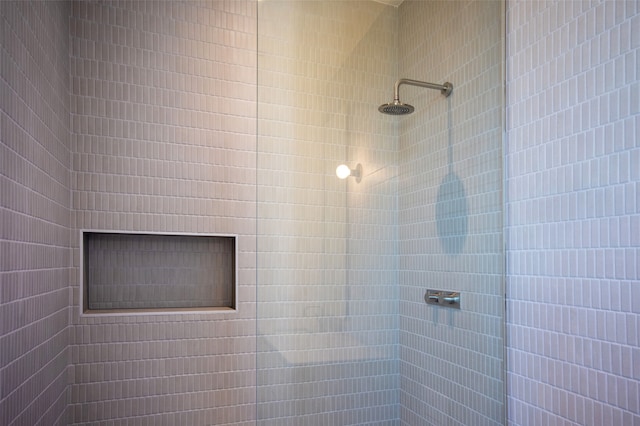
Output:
left=393, top=78, right=453, bottom=100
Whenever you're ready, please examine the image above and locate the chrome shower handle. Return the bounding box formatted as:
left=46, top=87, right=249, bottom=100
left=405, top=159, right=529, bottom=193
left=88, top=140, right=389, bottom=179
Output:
left=425, top=289, right=461, bottom=309
left=440, top=292, right=460, bottom=304
left=428, top=293, right=440, bottom=302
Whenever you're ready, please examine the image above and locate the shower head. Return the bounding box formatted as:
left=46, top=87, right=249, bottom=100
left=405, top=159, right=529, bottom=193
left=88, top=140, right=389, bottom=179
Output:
left=378, top=100, right=414, bottom=115
left=379, top=79, right=452, bottom=115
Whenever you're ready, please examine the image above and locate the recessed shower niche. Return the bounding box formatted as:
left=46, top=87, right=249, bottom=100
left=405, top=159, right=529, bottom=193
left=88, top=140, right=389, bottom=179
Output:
left=81, top=231, right=237, bottom=314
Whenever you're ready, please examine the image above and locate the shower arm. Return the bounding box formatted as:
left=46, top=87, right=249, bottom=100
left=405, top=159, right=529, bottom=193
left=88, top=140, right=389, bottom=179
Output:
left=393, top=78, right=453, bottom=100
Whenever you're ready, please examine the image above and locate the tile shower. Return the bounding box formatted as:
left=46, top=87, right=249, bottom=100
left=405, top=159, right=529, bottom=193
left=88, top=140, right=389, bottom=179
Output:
left=1, top=1, right=639, bottom=426
left=256, top=0, right=503, bottom=424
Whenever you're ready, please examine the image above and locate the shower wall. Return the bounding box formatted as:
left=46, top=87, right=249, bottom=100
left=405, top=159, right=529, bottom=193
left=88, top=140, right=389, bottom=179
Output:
left=4, top=0, right=640, bottom=425
left=2, top=1, right=506, bottom=425
left=397, top=1, right=504, bottom=425
left=507, top=1, right=640, bottom=424
left=0, top=2, right=72, bottom=425
left=256, top=1, right=399, bottom=423
left=68, top=1, right=257, bottom=424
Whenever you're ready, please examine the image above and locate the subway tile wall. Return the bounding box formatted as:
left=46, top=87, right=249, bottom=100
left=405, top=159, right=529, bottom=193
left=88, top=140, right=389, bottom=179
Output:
left=1, top=1, right=72, bottom=425
left=256, top=1, right=399, bottom=424
left=68, top=1, right=257, bottom=424
left=506, top=0, right=640, bottom=424
left=397, top=1, right=504, bottom=425
left=5, top=1, right=637, bottom=425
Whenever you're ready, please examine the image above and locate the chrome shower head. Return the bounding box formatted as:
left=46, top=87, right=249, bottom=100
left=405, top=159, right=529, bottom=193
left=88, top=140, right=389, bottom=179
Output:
left=378, top=100, right=414, bottom=115
left=379, top=79, right=452, bottom=115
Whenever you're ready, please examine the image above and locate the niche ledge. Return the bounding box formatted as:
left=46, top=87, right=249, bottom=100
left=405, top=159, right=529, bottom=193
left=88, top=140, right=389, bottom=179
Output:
left=80, top=231, right=237, bottom=316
